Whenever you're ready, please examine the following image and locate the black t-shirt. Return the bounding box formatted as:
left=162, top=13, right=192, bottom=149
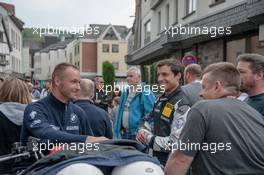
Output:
left=246, top=92, right=264, bottom=117
left=179, top=98, right=264, bottom=175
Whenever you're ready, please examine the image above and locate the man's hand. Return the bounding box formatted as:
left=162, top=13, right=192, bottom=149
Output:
left=95, top=99, right=101, bottom=104
left=136, top=129, right=148, bottom=144
left=85, top=136, right=109, bottom=143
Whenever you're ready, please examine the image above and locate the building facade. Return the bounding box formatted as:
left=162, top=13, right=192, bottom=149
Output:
left=0, top=2, right=24, bottom=78
left=73, top=24, right=130, bottom=79
left=33, top=24, right=130, bottom=82
left=126, top=0, right=264, bottom=69
left=33, top=38, right=74, bottom=81
left=73, top=37, right=97, bottom=78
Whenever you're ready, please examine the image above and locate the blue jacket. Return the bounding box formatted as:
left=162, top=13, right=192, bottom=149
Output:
left=23, top=140, right=161, bottom=175
left=74, top=99, right=113, bottom=139
left=114, top=84, right=155, bottom=138
left=21, top=93, right=93, bottom=144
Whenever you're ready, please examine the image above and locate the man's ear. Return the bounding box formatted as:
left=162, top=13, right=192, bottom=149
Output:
left=215, top=81, right=222, bottom=91
left=54, top=77, right=60, bottom=86
left=184, top=72, right=189, bottom=80
left=255, top=71, right=264, bottom=81
left=176, top=72, right=182, bottom=80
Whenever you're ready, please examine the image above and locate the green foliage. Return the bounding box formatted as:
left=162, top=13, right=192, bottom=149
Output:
left=23, top=28, right=44, bottom=42
left=102, top=61, right=115, bottom=87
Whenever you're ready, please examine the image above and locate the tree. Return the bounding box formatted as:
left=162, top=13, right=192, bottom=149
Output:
left=102, top=61, right=115, bottom=89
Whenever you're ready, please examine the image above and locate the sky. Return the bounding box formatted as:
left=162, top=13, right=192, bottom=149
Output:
left=1, top=0, right=135, bottom=28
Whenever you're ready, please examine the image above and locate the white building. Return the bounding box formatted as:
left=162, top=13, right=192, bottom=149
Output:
left=22, top=47, right=31, bottom=77
left=0, top=3, right=23, bottom=77
left=0, top=14, right=11, bottom=75
left=66, top=39, right=76, bottom=64
left=33, top=39, right=75, bottom=81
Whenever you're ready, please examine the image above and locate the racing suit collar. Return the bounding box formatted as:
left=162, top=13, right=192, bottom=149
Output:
left=48, top=93, right=67, bottom=110
left=74, top=99, right=94, bottom=105
left=160, top=86, right=181, bottom=102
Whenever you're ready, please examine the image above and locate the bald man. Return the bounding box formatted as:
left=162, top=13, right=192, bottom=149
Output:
left=182, top=64, right=202, bottom=106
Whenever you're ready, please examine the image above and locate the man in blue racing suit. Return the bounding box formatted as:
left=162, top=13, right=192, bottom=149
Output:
left=21, top=63, right=107, bottom=144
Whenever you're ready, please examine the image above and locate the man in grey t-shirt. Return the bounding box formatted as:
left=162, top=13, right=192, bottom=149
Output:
left=182, top=64, right=202, bottom=106
left=165, top=62, right=264, bottom=175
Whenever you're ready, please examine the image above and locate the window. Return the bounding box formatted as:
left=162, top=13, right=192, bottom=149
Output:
left=0, top=31, right=4, bottom=42
left=186, top=0, right=196, bottom=15
left=35, top=68, right=41, bottom=74
left=209, top=0, right=225, bottom=7
left=0, top=54, right=8, bottom=66
left=112, top=62, right=119, bottom=70
left=157, top=11, right=161, bottom=33
left=144, top=20, right=151, bottom=45
left=112, top=44, right=119, bottom=53
left=174, top=0, right=178, bottom=24
left=74, top=45, right=80, bottom=56
left=102, top=44, right=109, bottom=52
left=70, top=53, right=73, bottom=63
left=74, top=46, right=77, bottom=56
left=18, top=60, right=20, bottom=72
left=165, top=4, right=170, bottom=28
left=15, top=59, right=18, bottom=72
left=11, top=56, right=15, bottom=70
left=0, top=55, right=5, bottom=61
left=15, top=33, right=18, bottom=49
left=11, top=29, right=15, bottom=48
left=18, top=36, right=20, bottom=51
left=183, top=48, right=193, bottom=56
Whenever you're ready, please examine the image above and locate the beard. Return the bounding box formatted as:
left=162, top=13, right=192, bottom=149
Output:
left=239, top=82, right=247, bottom=92
left=240, top=79, right=256, bottom=93
left=59, top=84, right=76, bottom=101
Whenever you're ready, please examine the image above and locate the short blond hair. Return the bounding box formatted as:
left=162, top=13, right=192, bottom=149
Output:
left=52, top=62, right=78, bottom=87
left=203, top=62, right=240, bottom=94
left=80, top=79, right=94, bottom=99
